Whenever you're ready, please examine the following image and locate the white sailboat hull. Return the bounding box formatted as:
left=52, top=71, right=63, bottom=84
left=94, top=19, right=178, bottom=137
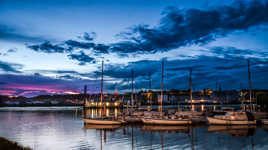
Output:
left=207, top=117, right=256, bottom=125
left=141, top=118, right=192, bottom=125
left=84, top=119, right=124, bottom=125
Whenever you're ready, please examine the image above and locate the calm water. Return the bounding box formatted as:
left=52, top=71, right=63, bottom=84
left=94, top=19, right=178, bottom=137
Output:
left=0, top=107, right=268, bottom=150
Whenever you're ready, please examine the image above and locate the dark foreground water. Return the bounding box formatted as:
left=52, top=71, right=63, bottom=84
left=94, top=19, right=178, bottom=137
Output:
left=0, top=107, right=268, bottom=150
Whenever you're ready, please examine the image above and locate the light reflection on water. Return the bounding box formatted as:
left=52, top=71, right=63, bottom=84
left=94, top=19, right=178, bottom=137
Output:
left=0, top=107, right=267, bottom=150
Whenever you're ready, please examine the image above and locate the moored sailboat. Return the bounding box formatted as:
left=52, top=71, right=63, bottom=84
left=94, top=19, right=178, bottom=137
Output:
left=141, top=117, right=192, bottom=125
left=84, top=61, right=125, bottom=125
left=84, top=117, right=125, bottom=125
left=141, top=59, right=193, bottom=125
left=207, top=111, right=256, bottom=125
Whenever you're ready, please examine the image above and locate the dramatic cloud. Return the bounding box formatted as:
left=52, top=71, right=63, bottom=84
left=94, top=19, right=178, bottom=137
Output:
left=95, top=47, right=268, bottom=91
left=31, top=69, right=93, bottom=80
left=26, top=0, right=268, bottom=64
left=1, top=46, right=267, bottom=96
left=27, top=41, right=68, bottom=53
left=68, top=51, right=96, bottom=65
left=0, top=61, right=22, bottom=73
left=113, top=0, right=268, bottom=53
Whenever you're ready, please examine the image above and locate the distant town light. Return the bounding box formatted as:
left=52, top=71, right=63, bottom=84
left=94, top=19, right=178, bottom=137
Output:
left=64, top=91, right=80, bottom=95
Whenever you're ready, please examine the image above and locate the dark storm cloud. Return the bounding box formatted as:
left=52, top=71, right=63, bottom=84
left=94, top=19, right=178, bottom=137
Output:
left=68, top=51, right=96, bottom=65
left=28, top=37, right=109, bottom=56
left=27, top=41, right=68, bottom=53
left=65, top=40, right=95, bottom=49
left=64, top=40, right=109, bottom=54
left=107, top=0, right=268, bottom=54
left=0, top=61, right=22, bottom=73
left=27, top=0, right=268, bottom=57
left=93, top=60, right=160, bottom=79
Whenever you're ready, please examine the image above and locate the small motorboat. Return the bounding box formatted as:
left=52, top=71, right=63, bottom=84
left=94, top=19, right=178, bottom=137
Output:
left=207, top=111, right=256, bottom=125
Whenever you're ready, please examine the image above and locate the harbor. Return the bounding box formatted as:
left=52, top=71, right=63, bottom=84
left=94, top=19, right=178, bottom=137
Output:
left=0, top=106, right=268, bottom=150
left=82, top=60, right=268, bottom=126
left=1, top=0, right=268, bottom=149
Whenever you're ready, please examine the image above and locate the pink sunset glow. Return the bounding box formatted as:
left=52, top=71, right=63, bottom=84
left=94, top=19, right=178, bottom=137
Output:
left=1, top=84, right=81, bottom=97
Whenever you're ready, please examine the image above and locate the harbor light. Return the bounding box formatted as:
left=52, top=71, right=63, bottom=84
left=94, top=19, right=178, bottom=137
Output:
left=106, top=102, right=110, bottom=107
left=201, top=104, right=205, bottom=111
left=114, top=102, right=119, bottom=107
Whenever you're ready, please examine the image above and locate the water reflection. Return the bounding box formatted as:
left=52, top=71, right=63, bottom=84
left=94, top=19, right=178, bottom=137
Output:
left=207, top=125, right=256, bottom=137
left=84, top=108, right=119, bottom=118
left=0, top=107, right=268, bottom=150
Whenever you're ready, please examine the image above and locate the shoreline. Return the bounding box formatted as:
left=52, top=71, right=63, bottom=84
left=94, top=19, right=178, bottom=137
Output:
left=0, top=137, right=31, bottom=150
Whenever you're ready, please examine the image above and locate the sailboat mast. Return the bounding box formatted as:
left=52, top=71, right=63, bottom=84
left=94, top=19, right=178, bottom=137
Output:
left=131, top=69, right=134, bottom=107
left=100, top=61, right=104, bottom=105
left=247, top=59, right=252, bottom=110
left=190, top=69, right=193, bottom=101
left=148, top=72, right=151, bottom=91
left=161, top=59, right=164, bottom=111
left=84, top=85, right=87, bottom=105
left=149, top=73, right=152, bottom=106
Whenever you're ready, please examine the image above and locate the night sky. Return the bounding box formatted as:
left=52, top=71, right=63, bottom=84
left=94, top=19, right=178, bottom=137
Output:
left=1, top=0, right=268, bottom=97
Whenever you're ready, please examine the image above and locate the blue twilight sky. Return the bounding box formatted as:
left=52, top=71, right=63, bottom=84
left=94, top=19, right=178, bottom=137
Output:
left=0, top=0, right=268, bottom=97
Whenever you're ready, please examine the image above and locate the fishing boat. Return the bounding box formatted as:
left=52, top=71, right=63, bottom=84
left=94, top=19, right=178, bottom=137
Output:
left=207, top=111, right=256, bottom=125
